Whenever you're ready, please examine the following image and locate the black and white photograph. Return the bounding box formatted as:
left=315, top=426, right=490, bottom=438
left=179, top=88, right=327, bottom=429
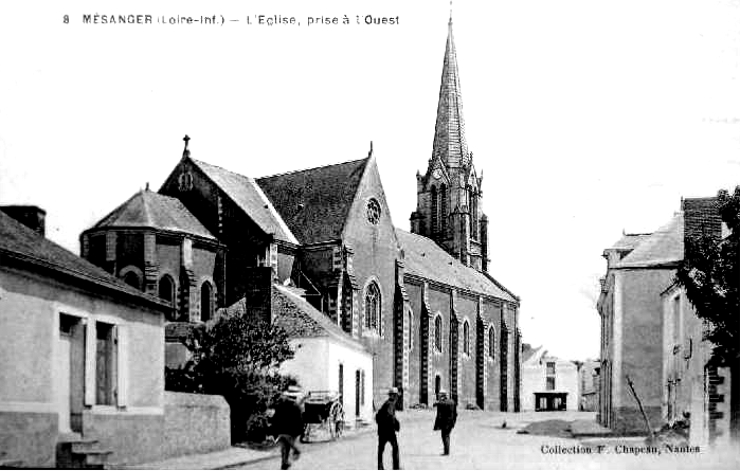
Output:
left=0, top=0, right=739, bottom=468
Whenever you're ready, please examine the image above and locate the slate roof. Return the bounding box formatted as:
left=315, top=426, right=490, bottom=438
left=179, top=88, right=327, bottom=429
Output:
left=256, top=158, right=370, bottom=245
left=616, top=213, right=684, bottom=269
left=217, top=285, right=367, bottom=352
left=396, top=229, right=518, bottom=303
left=0, top=209, right=167, bottom=309
left=90, top=189, right=215, bottom=240
left=609, top=233, right=652, bottom=252
left=189, top=158, right=298, bottom=245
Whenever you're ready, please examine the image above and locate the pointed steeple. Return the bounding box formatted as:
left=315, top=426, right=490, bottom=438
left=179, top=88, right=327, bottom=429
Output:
left=431, top=16, right=469, bottom=170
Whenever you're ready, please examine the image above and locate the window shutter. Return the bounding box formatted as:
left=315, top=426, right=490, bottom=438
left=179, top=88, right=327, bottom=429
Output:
left=116, top=325, right=129, bottom=408
left=84, top=321, right=96, bottom=406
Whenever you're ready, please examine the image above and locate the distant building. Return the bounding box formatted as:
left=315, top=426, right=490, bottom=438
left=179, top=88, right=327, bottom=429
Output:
left=521, top=345, right=579, bottom=411
left=597, top=213, right=682, bottom=433
left=578, top=360, right=600, bottom=412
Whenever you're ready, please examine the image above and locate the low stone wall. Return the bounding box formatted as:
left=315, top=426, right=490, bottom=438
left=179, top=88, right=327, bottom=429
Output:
left=163, top=392, right=231, bottom=459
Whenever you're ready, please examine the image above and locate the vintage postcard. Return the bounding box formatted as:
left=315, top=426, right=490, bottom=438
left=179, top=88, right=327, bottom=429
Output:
left=0, top=0, right=739, bottom=469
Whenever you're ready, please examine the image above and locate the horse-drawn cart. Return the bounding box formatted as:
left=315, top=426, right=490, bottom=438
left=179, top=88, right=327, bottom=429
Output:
left=300, top=391, right=344, bottom=442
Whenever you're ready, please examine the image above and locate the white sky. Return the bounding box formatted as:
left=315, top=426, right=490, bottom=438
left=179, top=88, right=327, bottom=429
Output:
left=1, top=0, right=739, bottom=361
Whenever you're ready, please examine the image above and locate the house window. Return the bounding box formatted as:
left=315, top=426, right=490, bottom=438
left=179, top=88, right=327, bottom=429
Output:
left=463, top=320, right=470, bottom=355
left=546, top=376, right=556, bottom=391
left=366, top=198, right=382, bottom=225
left=338, top=364, right=344, bottom=404
left=201, top=281, right=213, bottom=322
left=488, top=327, right=495, bottom=359
left=546, top=362, right=556, bottom=375
left=364, top=282, right=380, bottom=333
left=96, top=322, right=117, bottom=405
left=434, top=315, right=442, bottom=352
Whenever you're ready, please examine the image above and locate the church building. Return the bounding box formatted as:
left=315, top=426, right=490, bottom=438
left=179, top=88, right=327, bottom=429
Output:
left=81, top=17, right=521, bottom=412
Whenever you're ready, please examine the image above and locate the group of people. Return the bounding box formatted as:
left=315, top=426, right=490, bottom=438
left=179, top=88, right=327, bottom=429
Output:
left=375, top=387, right=458, bottom=470
left=269, top=385, right=458, bottom=470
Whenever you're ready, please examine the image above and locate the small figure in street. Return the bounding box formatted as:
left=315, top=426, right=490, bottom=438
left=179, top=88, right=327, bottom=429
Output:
left=376, top=387, right=401, bottom=470
left=433, top=389, right=457, bottom=456
left=271, top=385, right=305, bottom=470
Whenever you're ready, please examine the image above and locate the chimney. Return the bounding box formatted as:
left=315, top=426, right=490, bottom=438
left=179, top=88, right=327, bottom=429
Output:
left=1, top=205, right=46, bottom=237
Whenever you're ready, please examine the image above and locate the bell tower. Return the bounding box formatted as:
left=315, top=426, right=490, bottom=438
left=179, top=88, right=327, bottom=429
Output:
left=410, top=16, right=488, bottom=272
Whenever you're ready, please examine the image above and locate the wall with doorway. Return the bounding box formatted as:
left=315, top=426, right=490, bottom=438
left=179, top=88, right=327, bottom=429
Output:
left=0, top=265, right=165, bottom=467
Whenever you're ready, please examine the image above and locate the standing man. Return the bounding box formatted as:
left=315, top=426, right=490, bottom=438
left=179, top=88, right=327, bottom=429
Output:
left=376, top=387, right=401, bottom=470
left=271, top=385, right=304, bottom=470
left=433, top=389, right=457, bottom=456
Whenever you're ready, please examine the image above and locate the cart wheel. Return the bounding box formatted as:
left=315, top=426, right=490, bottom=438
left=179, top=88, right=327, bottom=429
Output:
left=300, top=424, right=310, bottom=443
left=328, top=402, right=345, bottom=440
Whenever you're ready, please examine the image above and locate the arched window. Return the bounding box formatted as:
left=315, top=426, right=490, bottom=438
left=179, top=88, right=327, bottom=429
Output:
left=434, top=315, right=442, bottom=352
left=123, top=272, right=140, bottom=290
left=471, top=190, right=479, bottom=240
left=120, top=266, right=142, bottom=291
left=159, top=275, right=175, bottom=303
left=407, top=310, right=413, bottom=351
left=159, top=275, right=176, bottom=321
left=440, top=184, right=447, bottom=235
left=463, top=320, right=470, bottom=355
left=489, top=327, right=496, bottom=359
left=430, top=186, right=438, bottom=235
left=364, top=282, right=380, bottom=333
left=200, top=281, right=213, bottom=322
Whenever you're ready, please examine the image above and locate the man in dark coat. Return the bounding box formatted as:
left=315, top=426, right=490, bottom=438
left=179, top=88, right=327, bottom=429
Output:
left=433, top=389, right=457, bottom=456
left=376, top=387, right=400, bottom=470
left=271, top=386, right=304, bottom=470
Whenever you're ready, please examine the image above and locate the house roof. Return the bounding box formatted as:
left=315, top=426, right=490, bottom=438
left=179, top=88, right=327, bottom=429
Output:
left=609, top=233, right=652, bottom=251
left=256, top=158, right=370, bottom=245
left=189, top=158, right=299, bottom=245
left=89, top=188, right=215, bottom=240
left=616, top=213, right=684, bottom=269
left=217, top=285, right=367, bottom=353
left=396, top=229, right=518, bottom=303
left=0, top=209, right=167, bottom=310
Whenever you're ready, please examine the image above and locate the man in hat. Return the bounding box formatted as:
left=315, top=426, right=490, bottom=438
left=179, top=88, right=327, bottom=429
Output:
left=271, top=385, right=304, bottom=470
left=433, top=389, right=457, bottom=456
left=375, top=387, right=401, bottom=470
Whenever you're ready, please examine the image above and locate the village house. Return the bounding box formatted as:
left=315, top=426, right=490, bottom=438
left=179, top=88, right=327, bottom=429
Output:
left=80, top=17, right=521, bottom=412
left=660, top=197, right=732, bottom=448
left=597, top=212, right=682, bottom=433
left=0, top=207, right=230, bottom=468
left=520, top=345, right=579, bottom=412
left=598, top=197, right=737, bottom=442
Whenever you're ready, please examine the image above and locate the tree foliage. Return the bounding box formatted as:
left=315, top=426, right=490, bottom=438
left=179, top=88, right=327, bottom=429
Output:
left=165, top=313, right=297, bottom=443
left=675, top=187, right=740, bottom=366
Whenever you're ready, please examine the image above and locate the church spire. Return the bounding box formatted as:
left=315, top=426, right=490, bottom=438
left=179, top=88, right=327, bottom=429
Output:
left=431, top=15, right=469, bottom=170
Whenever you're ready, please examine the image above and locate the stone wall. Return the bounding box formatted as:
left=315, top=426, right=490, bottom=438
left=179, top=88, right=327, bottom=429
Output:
left=162, top=392, right=231, bottom=459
